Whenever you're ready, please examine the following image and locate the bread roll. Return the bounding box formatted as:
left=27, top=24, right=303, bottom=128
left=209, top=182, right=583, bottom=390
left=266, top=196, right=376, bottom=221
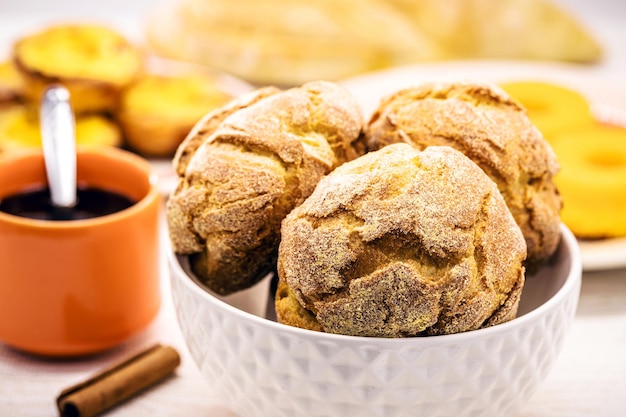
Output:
left=366, top=81, right=561, bottom=271
left=166, top=81, right=365, bottom=294
left=499, top=80, right=594, bottom=141
left=146, top=0, right=600, bottom=86
left=277, top=144, right=526, bottom=337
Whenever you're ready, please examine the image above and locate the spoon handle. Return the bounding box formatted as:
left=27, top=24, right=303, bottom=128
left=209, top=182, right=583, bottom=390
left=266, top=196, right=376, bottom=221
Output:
left=40, top=85, right=77, bottom=208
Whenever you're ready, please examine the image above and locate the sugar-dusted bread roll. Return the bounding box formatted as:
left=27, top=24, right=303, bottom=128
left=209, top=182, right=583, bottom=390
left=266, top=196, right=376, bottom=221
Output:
left=277, top=144, right=526, bottom=337
left=366, top=81, right=561, bottom=271
left=167, top=81, right=365, bottom=295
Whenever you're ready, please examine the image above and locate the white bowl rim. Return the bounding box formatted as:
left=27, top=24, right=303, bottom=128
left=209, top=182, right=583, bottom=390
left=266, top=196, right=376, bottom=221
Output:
left=168, top=223, right=582, bottom=346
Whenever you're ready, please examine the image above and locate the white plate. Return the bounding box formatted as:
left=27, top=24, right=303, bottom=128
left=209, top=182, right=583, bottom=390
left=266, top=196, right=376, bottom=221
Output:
left=578, top=238, right=626, bottom=271
left=338, top=60, right=626, bottom=271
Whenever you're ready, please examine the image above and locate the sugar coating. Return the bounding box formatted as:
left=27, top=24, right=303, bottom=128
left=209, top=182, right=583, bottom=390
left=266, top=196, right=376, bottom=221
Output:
left=277, top=144, right=526, bottom=337
left=166, top=81, right=365, bottom=294
left=366, top=81, right=561, bottom=270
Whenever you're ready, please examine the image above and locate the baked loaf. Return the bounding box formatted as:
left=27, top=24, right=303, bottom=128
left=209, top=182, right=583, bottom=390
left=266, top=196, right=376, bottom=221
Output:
left=388, top=0, right=601, bottom=62
left=277, top=143, right=526, bottom=337
left=146, top=0, right=444, bottom=86
left=146, top=0, right=600, bottom=86
left=366, top=81, right=561, bottom=271
left=166, top=81, right=365, bottom=295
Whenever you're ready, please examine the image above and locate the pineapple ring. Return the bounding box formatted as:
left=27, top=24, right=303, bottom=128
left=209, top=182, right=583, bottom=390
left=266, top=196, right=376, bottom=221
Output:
left=550, top=123, right=626, bottom=238
left=500, top=81, right=594, bottom=140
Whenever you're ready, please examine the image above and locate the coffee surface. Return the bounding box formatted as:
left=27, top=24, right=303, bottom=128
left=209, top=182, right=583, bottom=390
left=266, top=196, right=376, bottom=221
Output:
left=0, top=186, right=136, bottom=220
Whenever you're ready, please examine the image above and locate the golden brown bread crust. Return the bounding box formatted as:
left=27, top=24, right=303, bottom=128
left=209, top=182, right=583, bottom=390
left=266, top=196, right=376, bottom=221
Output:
left=277, top=144, right=526, bottom=337
left=173, top=86, right=281, bottom=175
left=166, top=81, right=365, bottom=295
left=365, top=81, right=562, bottom=271
left=275, top=278, right=323, bottom=332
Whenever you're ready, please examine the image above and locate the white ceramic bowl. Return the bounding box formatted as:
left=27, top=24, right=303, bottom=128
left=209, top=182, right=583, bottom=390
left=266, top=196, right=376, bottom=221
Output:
left=168, top=224, right=581, bottom=417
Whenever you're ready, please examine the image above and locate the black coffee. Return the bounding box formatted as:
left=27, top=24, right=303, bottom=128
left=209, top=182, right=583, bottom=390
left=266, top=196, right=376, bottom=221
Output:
left=0, top=185, right=136, bottom=221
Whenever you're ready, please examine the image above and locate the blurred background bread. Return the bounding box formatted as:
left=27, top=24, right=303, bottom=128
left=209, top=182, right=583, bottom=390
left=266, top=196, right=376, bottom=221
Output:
left=387, top=0, right=601, bottom=62
left=145, top=0, right=602, bottom=86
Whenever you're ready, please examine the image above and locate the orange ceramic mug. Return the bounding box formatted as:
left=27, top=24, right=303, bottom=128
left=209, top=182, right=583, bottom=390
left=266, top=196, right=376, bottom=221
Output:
left=0, top=146, right=161, bottom=356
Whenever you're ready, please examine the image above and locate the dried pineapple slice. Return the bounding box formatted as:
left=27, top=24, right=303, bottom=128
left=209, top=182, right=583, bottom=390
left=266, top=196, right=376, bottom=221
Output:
left=500, top=81, right=594, bottom=140
left=146, top=0, right=600, bottom=86
left=145, top=0, right=445, bottom=85
left=551, top=124, right=626, bottom=239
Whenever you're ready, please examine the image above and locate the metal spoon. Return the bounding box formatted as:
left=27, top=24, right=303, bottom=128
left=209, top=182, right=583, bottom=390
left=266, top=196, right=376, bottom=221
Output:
left=40, top=85, right=77, bottom=220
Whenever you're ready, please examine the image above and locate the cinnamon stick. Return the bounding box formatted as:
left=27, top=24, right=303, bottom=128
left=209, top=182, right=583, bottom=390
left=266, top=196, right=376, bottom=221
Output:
left=56, top=344, right=181, bottom=417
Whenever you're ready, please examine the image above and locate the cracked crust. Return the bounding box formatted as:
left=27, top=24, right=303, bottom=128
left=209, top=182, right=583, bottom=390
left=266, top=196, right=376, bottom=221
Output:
left=166, top=81, right=365, bottom=295
left=365, top=81, right=562, bottom=271
left=276, top=144, right=526, bottom=337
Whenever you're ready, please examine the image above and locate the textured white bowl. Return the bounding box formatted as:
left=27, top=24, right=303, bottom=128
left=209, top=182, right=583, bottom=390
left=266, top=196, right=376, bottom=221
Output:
left=169, top=224, right=581, bottom=417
